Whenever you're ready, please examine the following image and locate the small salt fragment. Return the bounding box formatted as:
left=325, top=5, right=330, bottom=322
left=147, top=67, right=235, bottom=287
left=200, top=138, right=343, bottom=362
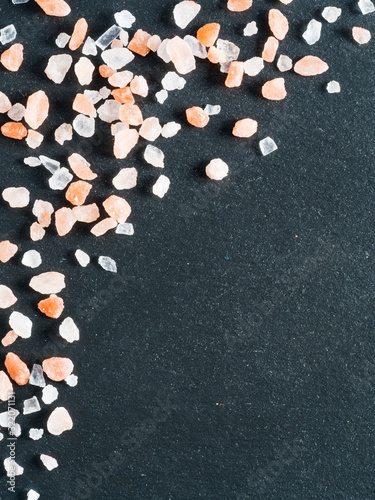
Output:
left=29, top=364, right=46, bottom=387
left=99, top=256, right=117, bottom=273
left=352, top=26, right=372, bottom=44
left=27, top=490, right=40, bottom=500
left=12, top=0, right=30, bottom=3
left=131, top=75, right=149, bottom=97
left=59, top=317, right=80, bottom=343
left=2, top=331, right=18, bottom=347
left=204, top=104, right=221, bottom=116
left=322, top=6, right=342, bottom=23
left=49, top=167, right=73, bottom=190
left=144, top=145, right=165, bottom=168
left=42, top=385, right=58, bottom=405
left=303, top=19, right=322, bottom=45
left=4, top=458, right=23, bottom=477
left=39, top=155, right=60, bottom=173
left=294, top=55, right=329, bottom=76
left=2, top=187, right=29, bottom=208
left=75, top=57, right=95, bottom=85
left=147, top=34, right=162, bottom=52
left=8, top=103, right=25, bottom=121
left=9, top=311, right=32, bottom=339
left=167, top=36, right=196, bottom=74
left=82, top=36, right=97, bottom=56
left=65, top=374, right=78, bottom=387
left=277, top=54, right=293, bottom=72
left=116, top=223, right=134, bottom=235
left=73, top=114, right=95, bottom=137
left=358, top=0, right=375, bottom=14
left=101, top=48, right=134, bottom=69
left=33, top=199, right=54, bottom=227
left=327, top=80, right=341, bottom=93
left=24, top=157, right=41, bottom=167
left=156, top=90, right=168, bottom=104
left=162, top=71, right=186, bottom=91
left=259, top=137, right=278, bottom=156
left=119, top=29, right=129, bottom=46
left=55, top=123, right=73, bottom=145
left=161, top=121, right=181, bottom=138
left=157, top=39, right=172, bottom=63
left=98, top=100, right=121, bottom=123
left=115, top=9, right=136, bottom=28
left=30, top=223, right=45, bottom=242
left=84, top=89, right=102, bottom=104
left=75, top=249, right=90, bottom=267
left=108, top=70, right=133, bottom=88
left=233, top=118, right=258, bottom=138
left=23, top=396, right=41, bottom=415
left=139, top=117, right=162, bottom=141
left=0, top=92, right=12, bottom=113
left=96, top=25, right=123, bottom=50
left=152, top=175, right=170, bottom=198
left=184, top=35, right=207, bottom=59
left=29, top=272, right=65, bottom=294
left=40, top=454, right=58, bottom=471
left=0, top=25, right=17, bottom=45
left=45, top=54, right=73, bottom=84
left=100, top=86, right=112, bottom=99
left=111, top=122, right=128, bottom=135
left=22, top=250, right=42, bottom=268
left=206, top=158, right=229, bottom=181
left=0, top=240, right=18, bottom=263
left=29, top=428, right=44, bottom=440
left=0, top=285, right=17, bottom=309
left=174, top=1, right=201, bottom=29
left=244, top=21, right=258, bottom=37
left=0, top=409, right=19, bottom=426
left=114, top=129, right=139, bottom=158
left=91, top=218, right=117, bottom=237
left=243, top=57, right=264, bottom=77
left=113, top=167, right=138, bottom=190
left=217, top=39, right=240, bottom=67
left=56, top=32, right=70, bottom=48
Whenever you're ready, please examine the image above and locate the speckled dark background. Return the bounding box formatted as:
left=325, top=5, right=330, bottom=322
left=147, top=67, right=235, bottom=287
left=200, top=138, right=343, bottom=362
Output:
left=0, top=0, right=375, bottom=499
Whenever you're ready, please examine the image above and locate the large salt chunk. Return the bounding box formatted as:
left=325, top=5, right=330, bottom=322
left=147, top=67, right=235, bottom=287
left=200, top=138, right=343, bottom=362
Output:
left=173, top=1, right=201, bottom=29
left=0, top=25, right=17, bottom=45
left=75, top=57, right=95, bottom=85
left=22, top=250, right=42, bottom=268
left=217, top=39, right=240, bottom=64
left=113, top=167, right=138, bottom=190
left=55, top=123, right=73, bottom=145
left=47, top=407, right=73, bottom=435
left=303, top=19, right=322, bottom=45
left=59, top=317, right=80, bottom=343
left=114, top=129, right=139, bottom=158
left=24, top=157, right=41, bottom=167
left=358, top=0, right=375, bottom=14
left=96, top=25, right=123, bottom=50
left=29, top=364, right=46, bottom=387
left=0, top=92, right=12, bottom=113
left=9, top=311, right=32, bottom=338
left=152, top=175, right=170, bottom=198
left=75, top=249, right=90, bottom=267
left=144, top=145, right=165, bottom=168
left=0, top=285, right=17, bottom=309
left=45, top=54, right=72, bottom=84
left=205, top=158, right=229, bottom=181
left=259, top=137, right=278, bottom=156
left=73, top=114, right=95, bottom=137
left=8, top=103, right=25, bottom=121
left=157, top=39, right=171, bottom=63
left=162, top=71, right=186, bottom=90
left=98, top=256, right=117, bottom=273
left=49, top=167, right=73, bottom=190
left=244, top=56, right=264, bottom=77
left=204, top=104, right=221, bottom=116
left=29, top=272, right=65, bottom=294
left=101, top=47, right=134, bottom=69
left=139, top=117, right=161, bottom=141
left=114, top=9, right=136, bottom=28
left=167, top=36, right=196, bottom=74
left=2, top=187, right=30, bottom=208
left=322, top=6, right=342, bottom=22
left=23, top=396, right=41, bottom=415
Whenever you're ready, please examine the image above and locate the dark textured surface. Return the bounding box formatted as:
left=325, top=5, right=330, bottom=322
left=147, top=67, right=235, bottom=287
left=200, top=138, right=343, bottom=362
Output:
left=0, top=0, right=375, bottom=499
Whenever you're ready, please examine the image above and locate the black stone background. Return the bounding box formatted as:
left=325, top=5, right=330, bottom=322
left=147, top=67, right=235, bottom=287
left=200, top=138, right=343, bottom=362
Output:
left=0, top=0, right=375, bottom=498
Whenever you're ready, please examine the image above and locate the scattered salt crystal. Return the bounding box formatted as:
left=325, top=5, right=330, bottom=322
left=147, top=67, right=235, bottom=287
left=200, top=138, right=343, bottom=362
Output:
left=32, top=199, right=54, bottom=227
left=173, top=1, right=201, bottom=29
left=157, top=39, right=172, bottom=63
left=161, top=121, right=181, bottom=138
left=9, top=311, right=32, bottom=339
left=24, top=157, right=41, bottom=167
left=0, top=92, right=12, bottom=113
left=327, top=80, right=341, bottom=93
left=23, top=396, right=41, bottom=415
left=152, top=175, right=170, bottom=198
left=101, top=47, right=134, bottom=69
left=75, top=57, right=95, bottom=85
left=45, top=54, right=73, bottom=84
left=139, top=117, right=162, bottom=142
left=244, top=57, right=264, bottom=77
left=99, top=86, right=112, bottom=99
left=98, top=100, right=121, bottom=123
left=0, top=285, right=17, bottom=309
left=26, top=130, right=44, bottom=150
left=82, top=36, right=97, bottom=56
left=40, top=454, right=58, bottom=471
left=27, top=490, right=40, bottom=500
left=56, top=32, right=70, bottom=49
left=119, top=29, right=129, bottom=46
left=144, top=145, right=165, bottom=168
left=49, top=167, right=73, bottom=190
left=131, top=75, right=149, bottom=97
left=8, top=103, right=25, bottom=121
left=42, top=385, right=58, bottom=405
left=114, top=129, right=139, bottom=159
left=29, top=272, right=66, bottom=294
left=204, top=104, right=221, bottom=116
left=352, top=26, right=372, bottom=44
left=259, top=137, right=278, bottom=156
left=73, top=114, right=95, bottom=137
left=115, top=9, right=136, bottom=28
left=59, top=317, right=80, bottom=343
left=303, top=19, right=322, bottom=45
left=29, top=364, right=46, bottom=387
left=84, top=89, right=102, bottom=104
left=12, top=0, right=30, bottom=3
left=55, top=123, right=73, bottom=145
left=108, top=70, right=133, bottom=87
left=116, top=223, right=134, bottom=235
left=217, top=39, right=240, bottom=65
left=206, top=158, right=229, bottom=181
left=147, top=34, right=162, bottom=52
left=22, top=250, right=42, bottom=268
left=96, top=25, right=123, bottom=50
left=111, top=122, right=128, bottom=135
left=65, top=374, right=78, bottom=387
left=39, top=155, right=60, bottom=173
left=0, top=25, right=17, bottom=45
left=98, top=256, right=117, bottom=273
left=75, top=249, right=90, bottom=267
left=0, top=409, right=19, bottom=427
left=2, top=187, right=30, bottom=208
left=167, top=36, right=196, bottom=74
left=244, top=21, right=258, bottom=37
left=156, top=89, right=168, bottom=104
left=277, top=54, right=293, bottom=72
left=29, top=428, right=44, bottom=441
left=358, top=0, right=375, bottom=14
left=4, top=458, right=23, bottom=477
left=113, top=167, right=138, bottom=190
left=322, top=6, right=342, bottom=23
left=162, top=71, right=186, bottom=90
left=184, top=35, right=207, bottom=58
left=30, top=223, right=45, bottom=242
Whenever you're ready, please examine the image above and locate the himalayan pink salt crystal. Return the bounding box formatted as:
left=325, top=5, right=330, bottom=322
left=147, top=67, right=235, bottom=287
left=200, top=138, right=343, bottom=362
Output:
left=68, top=153, right=97, bottom=180
left=29, top=272, right=65, bottom=294
left=55, top=123, right=73, bottom=145
left=65, top=180, right=92, bottom=206
left=114, top=128, right=139, bottom=159
left=303, top=20, right=322, bottom=45
left=111, top=39, right=123, bottom=49
left=0, top=285, right=17, bottom=309
left=32, top=200, right=54, bottom=228
left=244, top=57, right=264, bottom=76
left=147, top=34, right=162, bottom=52
left=43, top=357, right=73, bottom=382
left=262, top=77, right=287, bottom=100
left=0, top=92, right=12, bottom=113
left=24, top=91, right=49, bottom=130
left=5, top=352, right=30, bottom=386
left=161, top=121, right=181, bottom=138
left=225, top=61, right=244, bottom=87
left=2, top=187, right=30, bottom=208
left=352, top=26, right=371, bottom=44
left=186, top=107, right=209, bottom=128
left=269, top=9, right=289, bottom=41
left=1, top=122, right=27, bottom=140
left=34, top=0, right=71, bottom=16
left=294, top=55, right=329, bottom=76
left=1, top=44, right=24, bottom=72
left=128, top=29, right=151, bottom=57
left=72, top=203, right=100, bottom=223
left=167, top=36, right=196, bottom=75
left=45, top=54, right=73, bottom=84
left=119, top=104, right=143, bottom=125
left=40, top=454, right=58, bottom=471
left=206, top=158, right=229, bottom=180
left=30, top=223, right=46, bottom=242
left=69, top=18, right=88, bottom=51
left=139, top=117, right=161, bottom=141
left=327, top=80, right=341, bottom=93
left=152, top=175, right=170, bottom=198
left=111, top=86, right=135, bottom=104
left=59, top=317, right=80, bottom=343
left=72, top=93, right=97, bottom=118
left=227, top=0, right=252, bottom=10
left=108, top=70, right=133, bottom=88
left=47, top=407, right=73, bottom=435
left=173, top=1, right=201, bottom=29
left=232, top=118, right=258, bottom=138
left=262, top=36, right=279, bottom=62
left=90, top=218, right=117, bottom=236
left=0, top=371, right=13, bottom=401
left=103, top=195, right=131, bottom=223
left=144, top=145, right=165, bottom=168
left=1, top=331, right=18, bottom=347
left=113, top=167, right=138, bottom=190
left=38, top=295, right=64, bottom=319
left=0, top=241, right=18, bottom=263
left=55, top=207, right=77, bottom=236
left=74, top=57, right=95, bottom=86
left=197, top=23, right=221, bottom=47
left=26, top=130, right=44, bottom=149
left=130, top=75, right=149, bottom=97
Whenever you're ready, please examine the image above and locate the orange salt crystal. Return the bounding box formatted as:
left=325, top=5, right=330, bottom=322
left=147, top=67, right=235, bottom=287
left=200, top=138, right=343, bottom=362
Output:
left=112, top=87, right=135, bottom=104
left=27, top=130, right=44, bottom=149
left=0, top=371, right=13, bottom=401
left=186, top=107, right=209, bottom=128
left=294, top=56, right=329, bottom=76
left=227, top=0, right=253, bottom=11
left=119, top=104, right=143, bottom=126
left=90, top=218, right=117, bottom=237
left=111, top=39, right=123, bottom=49
left=5, top=352, right=30, bottom=386
left=65, top=180, right=92, bottom=206
left=0, top=240, right=18, bottom=263
left=68, top=153, right=97, bottom=181
left=197, top=23, right=220, bottom=47
left=72, top=93, right=97, bottom=118
left=38, top=294, right=64, bottom=319
left=72, top=203, right=100, bottom=223
left=55, top=207, right=77, bottom=236
left=128, top=29, right=151, bottom=57
left=1, top=43, right=24, bottom=72
left=103, top=195, right=131, bottom=223
left=99, top=64, right=116, bottom=78
left=30, top=222, right=46, bottom=241
left=34, top=0, right=71, bottom=16
left=1, top=331, right=18, bottom=347
left=1, top=122, right=27, bottom=140
left=42, top=357, right=73, bottom=382
left=262, top=36, right=279, bottom=63
left=24, top=90, right=49, bottom=130
left=69, top=18, right=88, bottom=51
left=262, top=77, right=287, bottom=100
left=207, top=46, right=227, bottom=64
left=268, top=9, right=289, bottom=41
left=232, top=118, right=258, bottom=138
left=225, top=61, right=244, bottom=88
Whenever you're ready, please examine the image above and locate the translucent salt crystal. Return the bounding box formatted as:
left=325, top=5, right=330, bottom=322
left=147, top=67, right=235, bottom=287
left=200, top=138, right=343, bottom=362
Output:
left=303, top=19, right=322, bottom=45
left=96, top=25, right=123, bottom=50
left=115, top=9, right=136, bottom=28
left=75, top=249, right=90, bottom=267
left=75, top=57, right=95, bottom=85
left=30, top=272, right=65, bottom=294
left=147, top=34, right=162, bottom=52
left=0, top=25, right=17, bottom=45
left=22, top=250, right=42, bottom=268
left=0, top=285, right=17, bottom=309
left=24, top=157, right=41, bottom=167
left=2, top=187, right=30, bottom=208
left=111, top=122, right=128, bottom=135
left=8, top=103, right=25, bottom=121
left=152, top=175, right=170, bottom=198
left=167, top=36, right=196, bottom=74
left=100, top=86, right=112, bottom=99
left=29, top=364, right=45, bottom=387
left=12, top=0, right=30, bottom=3
left=98, top=256, right=117, bottom=273
left=108, top=70, right=133, bottom=87
left=144, top=145, right=165, bottom=168
left=277, top=54, right=293, bottom=72
left=184, top=35, right=207, bottom=58
left=49, top=167, right=73, bottom=190
left=55, top=123, right=73, bottom=145
left=42, top=385, right=58, bottom=405
left=244, top=57, right=264, bottom=76
left=139, top=117, right=162, bottom=141
left=26, top=131, right=44, bottom=150
left=173, top=1, right=201, bottom=29
left=162, top=71, right=186, bottom=90
left=327, top=80, right=341, bottom=93
left=116, top=223, right=134, bottom=235
left=65, top=374, right=78, bottom=387
left=101, top=47, right=134, bottom=69
left=45, top=54, right=73, bottom=84
left=4, top=458, right=23, bottom=477
left=98, top=100, right=121, bottom=123
left=82, top=36, right=97, bottom=56
left=113, top=167, right=138, bottom=190
left=55, top=32, right=70, bottom=48
left=156, top=89, right=168, bottom=104
left=73, top=114, right=95, bottom=137
left=84, top=89, right=102, bottom=104
left=358, top=0, right=375, bottom=14
left=206, top=158, right=229, bottom=181
left=29, top=428, right=44, bottom=441
left=23, top=396, right=41, bottom=415
left=204, top=104, right=221, bottom=116
left=119, top=29, right=129, bottom=46
left=244, top=21, right=258, bottom=37
left=0, top=409, right=19, bottom=427
left=39, top=155, right=60, bottom=173
left=131, top=75, right=148, bottom=97
left=59, top=317, right=80, bottom=343
left=322, top=6, right=342, bottom=22
left=259, top=137, right=278, bottom=156
left=157, top=39, right=171, bottom=63
left=217, top=39, right=240, bottom=64
left=27, top=490, right=40, bottom=500
left=40, top=454, right=58, bottom=471
left=9, top=311, right=32, bottom=339
left=161, top=121, right=181, bottom=138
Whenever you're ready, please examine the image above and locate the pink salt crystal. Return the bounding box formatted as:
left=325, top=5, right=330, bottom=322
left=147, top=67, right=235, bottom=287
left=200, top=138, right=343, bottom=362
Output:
left=225, top=61, right=244, bottom=88
left=72, top=203, right=100, bottom=223
left=2, top=187, right=30, bottom=208
left=26, top=130, right=44, bottom=149
left=0, top=241, right=18, bottom=263
left=108, top=70, right=133, bottom=88
left=47, top=407, right=73, bottom=436
left=114, top=128, right=139, bottom=159
left=55, top=208, right=77, bottom=236
left=74, top=57, right=95, bottom=86
left=139, top=117, right=161, bottom=141
left=268, top=9, right=289, bottom=41
left=29, top=272, right=65, bottom=294
left=232, top=118, right=258, bottom=138
left=111, top=39, right=123, bottom=49
left=24, top=91, right=49, bottom=130
left=130, top=75, right=149, bottom=97
left=90, top=218, right=117, bottom=237
left=1, top=331, right=18, bottom=347
left=294, top=55, right=329, bottom=76
left=0, top=285, right=17, bottom=309
left=72, top=93, right=97, bottom=118
left=147, top=35, right=162, bottom=52
left=262, top=36, right=279, bottom=63
left=167, top=36, right=196, bottom=75
left=352, top=27, right=371, bottom=44
left=30, top=222, right=46, bottom=241
left=55, top=123, right=73, bottom=145
left=206, top=158, right=229, bottom=180
left=68, top=153, right=97, bottom=181
left=103, top=195, right=131, bottom=223
left=33, top=200, right=54, bottom=228
left=0, top=371, right=13, bottom=401
left=0, top=92, right=12, bottom=114
left=112, top=167, right=138, bottom=190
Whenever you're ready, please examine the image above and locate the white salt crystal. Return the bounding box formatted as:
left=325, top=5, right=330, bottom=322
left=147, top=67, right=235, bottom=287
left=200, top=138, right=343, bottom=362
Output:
left=259, top=137, right=278, bottom=156
left=217, top=39, right=240, bottom=64
left=9, top=311, right=32, bottom=339
left=113, top=167, right=138, bottom=190
left=173, top=1, right=201, bottom=29
left=147, top=34, right=162, bottom=52
left=327, top=80, right=341, bottom=93
left=40, top=454, right=58, bottom=471
left=115, top=9, right=136, bottom=28
left=65, top=374, right=78, bottom=387
left=55, top=32, right=70, bottom=48
left=23, top=396, right=41, bottom=415
left=84, top=89, right=102, bottom=104
left=167, top=36, right=196, bottom=74
left=29, top=364, right=45, bottom=387
left=184, top=35, right=207, bottom=58
left=4, top=458, right=23, bottom=477
left=0, top=25, right=17, bottom=45
left=73, top=114, right=95, bottom=137
left=204, top=104, right=221, bottom=116
left=55, top=123, right=73, bottom=145
left=162, top=71, right=186, bottom=90
left=358, top=0, right=375, bottom=14
left=152, top=175, right=170, bottom=198
left=119, top=29, right=129, bottom=46
left=144, top=145, right=165, bottom=168
left=97, top=100, right=121, bottom=123
left=139, top=117, right=162, bottom=141
left=42, top=385, right=59, bottom=405
left=98, top=256, right=117, bottom=273
left=156, top=89, right=168, bottom=104
left=205, top=158, right=229, bottom=181
left=24, top=157, right=41, bottom=167
left=75, top=57, right=95, bottom=85
left=8, top=103, right=25, bottom=121
left=244, top=57, right=264, bottom=76
left=2, top=187, right=30, bottom=208
left=101, top=47, right=134, bottom=69
left=157, top=39, right=172, bottom=63
left=27, top=490, right=40, bottom=500
left=116, top=223, right=134, bottom=235
left=303, top=19, right=322, bottom=45
left=0, top=409, right=19, bottom=427
left=82, top=36, right=97, bottom=56
left=39, top=155, right=60, bottom=173
left=45, top=54, right=73, bottom=84
left=0, top=433, right=2, bottom=441
left=322, top=6, right=342, bottom=22
left=108, top=70, right=133, bottom=87
left=277, top=54, right=293, bottom=72
left=30, top=272, right=65, bottom=294
left=99, top=86, right=112, bottom=99
left=49, top=167, right=73, bottom=190
left=96, top=25, right=123, bottom=50
left=75, top=249, right=90, bottom=267
left=59, top=317, right=80, bottom=343
left=244, top=21, right=258, bottom=37
left=0, top=285, right=17, bottom=309
left=29, top=428, right=44, bottom=440
left=131, top=75, right=148, bottom=97
left=22, top=250, right=42, bottom=268
left=111, top=122, right=128, bottom=136
left=161, top=121, right=181, bottom=138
